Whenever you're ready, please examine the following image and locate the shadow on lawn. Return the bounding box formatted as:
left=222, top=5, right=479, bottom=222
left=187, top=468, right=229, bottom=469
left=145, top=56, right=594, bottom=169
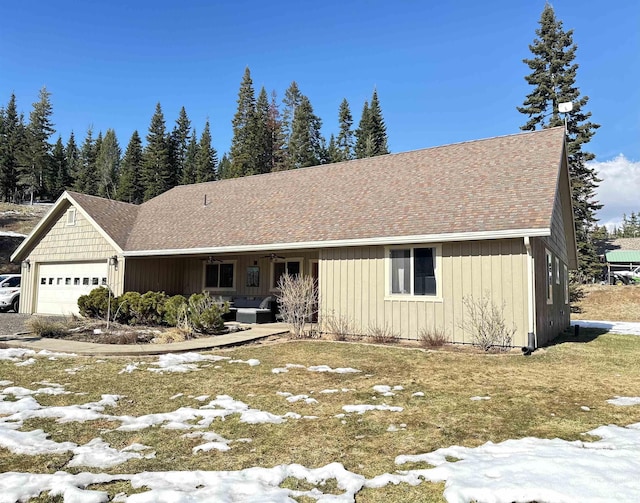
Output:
left=544, top=327, right=610, bottom=348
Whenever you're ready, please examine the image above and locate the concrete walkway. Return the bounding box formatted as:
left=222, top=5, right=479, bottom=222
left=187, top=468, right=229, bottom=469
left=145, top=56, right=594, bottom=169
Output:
left=0, top=323, right=290, bottom=356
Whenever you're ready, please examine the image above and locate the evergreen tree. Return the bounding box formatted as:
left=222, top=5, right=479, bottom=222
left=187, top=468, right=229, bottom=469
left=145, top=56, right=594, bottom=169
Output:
left=326, top=134, right=341, bottom=164
left=50, top=137, right=69, bottom=198
left=336, top=98, right=354, bottom=161
left=0, top=93, right=27, bottom=202
left=354, top=101, right=372, bottom=159
left=141, top=103, right=172, bottom=201
left=368, top=90, right=389, bottom=155
left=65, top=132, right=80, bottom=188
left=288, top=96, right=324, bottom=169
left=181, top=129, right=199, bottom=185
left=170, top=106, right=191, bottom=186
left=22, top=87, right=55, bottom=203
left=229, top=67, right=257, bottom=178
left=518, top=4, right=601, bottom=280
left=116, top=130, right=144, bottom=204
left=96, top=128, right=121, bottom=199
left=268, top=90, right=286, bottom=171
left=218, top=153, right=231, bottom=180
left=195, top=120, right=217, bottom=183
left=253, top=87, right=272, bottom=175
left=74, top=127, right=98, bottom=195
left=281, top=81, right=303, bottom=170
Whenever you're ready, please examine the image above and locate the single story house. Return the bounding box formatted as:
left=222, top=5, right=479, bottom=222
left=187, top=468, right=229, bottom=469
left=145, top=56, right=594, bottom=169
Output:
left=11, top=127, right=576, bottom=348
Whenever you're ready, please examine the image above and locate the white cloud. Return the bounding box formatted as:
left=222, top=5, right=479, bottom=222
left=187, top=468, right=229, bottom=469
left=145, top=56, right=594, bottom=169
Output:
left=590, top=154, right=640, bottom=230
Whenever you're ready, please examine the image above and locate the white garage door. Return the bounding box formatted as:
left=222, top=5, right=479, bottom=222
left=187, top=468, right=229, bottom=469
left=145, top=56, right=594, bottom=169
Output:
left=37, top=262, right=108, bottom=315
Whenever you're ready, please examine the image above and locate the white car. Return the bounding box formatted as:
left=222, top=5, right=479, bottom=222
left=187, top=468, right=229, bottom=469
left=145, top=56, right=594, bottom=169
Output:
left=0, top=274, right=21, bottom=312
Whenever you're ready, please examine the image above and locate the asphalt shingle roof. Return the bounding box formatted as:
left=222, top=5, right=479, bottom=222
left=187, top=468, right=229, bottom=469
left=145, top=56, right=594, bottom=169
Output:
left=74, top=127, right=567, bottom=253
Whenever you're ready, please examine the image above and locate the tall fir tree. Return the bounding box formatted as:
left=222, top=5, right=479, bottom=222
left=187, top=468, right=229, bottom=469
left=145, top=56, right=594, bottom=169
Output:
left=74, top=127, right=98, bottom=195
left=141, top=103, right=172, bottom=201
left=288, top=96, right=324, bottom=169
left=96, top=128, right=121, bottom=199
left=22, top=87, right=55, bottom=203
left=181, top=129, right=199, bottom=185
left=170, top=106, right=191, bottom=186
left=355, top=91, right=389, bottom=159
left=326, top=134, right=341, bottom=164
left=354, top=100, right=372, bottom=159
left=65, top=132, right=80, bottom=188
left=195, top=120, right=217, bottom=183
left=229, top=67, right=257, bottom=178
left=116, top=130, right=144, bottom=204
left=50, top=137, right=69, bottom=198
left=281, top=81, right=303, bottom=170
left=518, top=4, right=601, bottom=280
left=0, top=93, right=27, bottom=201
left=268, top=90, right=286, bottom=172
left=336, top=98, right=354, bottom=161
left=253, top=87, right=273, bottom=175
left=218, top=153, right=231, bottom=180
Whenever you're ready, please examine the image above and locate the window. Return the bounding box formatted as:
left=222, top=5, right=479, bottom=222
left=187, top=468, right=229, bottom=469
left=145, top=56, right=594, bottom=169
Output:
left=92, top=277, right=99, bottom=285
left=82, top=278, right=89, bottom=285
left=6, top=277, right=20, bottom=287
left=564, top=264, right=569, bottom=305
left=65, top=278, right=71, bottom=285
left=271, top=259, right=302, bottom=289
left=546, top=250, right=553, bottom=304
left=101, top=277, right=107, bottom=285
left=555, top=257, right=560, bottom=284
left=74, top=278, right=80, bottom=285
left=389, top=247, right=437, bottom=296
left=41, top=278, right=47, bottom=285
left=66, top=208, right=76, bottom=226
left=48, top=278, right=54, bottom=285
left=204, top=262, right=235, bottom=290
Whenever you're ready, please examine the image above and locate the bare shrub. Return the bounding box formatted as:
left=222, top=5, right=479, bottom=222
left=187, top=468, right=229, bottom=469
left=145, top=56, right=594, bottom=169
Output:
left=277, top=273, right=317, bottom=339
left=153, top=328, right=191, bottom=344
left=26, top=317, right=72, bottom=338
left=367, top=324, right=399, bottom=344
left=323, top=311, right=354, bottom=341
left=418, top=327, right=448, bottom=348
left=459, top=293, right=515, bottom=351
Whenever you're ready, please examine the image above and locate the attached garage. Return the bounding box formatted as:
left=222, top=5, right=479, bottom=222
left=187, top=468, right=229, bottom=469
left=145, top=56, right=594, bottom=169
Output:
left=36, top=262, right=109, bottom=315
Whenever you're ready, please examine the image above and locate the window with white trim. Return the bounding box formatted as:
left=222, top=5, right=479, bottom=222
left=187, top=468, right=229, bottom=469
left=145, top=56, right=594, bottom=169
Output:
left=66, top=208, right=76, bottom=226
left=555, top=257, right=560, bottom=284
left=204, top=261, right=236, bottom=290
left=271, top=259, right=302, bottom=289
left=545, top=250, right=553, bottom=304
left=564, top=264, right=569, bottom=305
left=389, top=247, right=437, bottom=296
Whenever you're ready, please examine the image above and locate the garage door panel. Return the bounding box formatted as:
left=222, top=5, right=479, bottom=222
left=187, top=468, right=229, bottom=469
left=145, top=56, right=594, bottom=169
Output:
left=37, top=262, right=108, bottom=315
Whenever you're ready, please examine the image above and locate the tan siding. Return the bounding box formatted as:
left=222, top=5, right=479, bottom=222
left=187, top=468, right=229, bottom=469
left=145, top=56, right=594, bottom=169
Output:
left=20, top=203, right=119, bottom=313
left=320, top=240, right=530, bottom=347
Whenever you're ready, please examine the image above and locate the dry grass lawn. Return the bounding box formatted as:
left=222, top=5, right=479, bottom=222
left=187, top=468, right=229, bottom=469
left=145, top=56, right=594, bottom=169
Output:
left=572, top=284, right=640, bottom=321
left=2, top=330, right=640, bottom=502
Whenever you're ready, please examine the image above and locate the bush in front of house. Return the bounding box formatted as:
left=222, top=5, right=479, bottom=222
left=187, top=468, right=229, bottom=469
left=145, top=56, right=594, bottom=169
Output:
left=78, top=288, right=228, bottom=335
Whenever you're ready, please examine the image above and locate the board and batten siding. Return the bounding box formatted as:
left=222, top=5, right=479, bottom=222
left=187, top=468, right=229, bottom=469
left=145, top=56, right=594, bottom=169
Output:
left=319, top=239, right=530, bottom=347
left=124, top=250, right=319, bottom=297
left=20, top=202, right=122, bottom=313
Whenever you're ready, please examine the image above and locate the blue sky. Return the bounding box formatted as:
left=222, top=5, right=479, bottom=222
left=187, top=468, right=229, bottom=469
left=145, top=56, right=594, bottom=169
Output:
left=1, top=1, right=638, bottom=226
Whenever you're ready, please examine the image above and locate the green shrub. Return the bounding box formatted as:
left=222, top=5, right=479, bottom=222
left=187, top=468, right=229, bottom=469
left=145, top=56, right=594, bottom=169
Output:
left=78, top=287, right=111, bottom=319
left=114, top=291, right=142, bottom=324
left=164, top=295, right=187, bottom=326
left=137, top=291, right=168, bottom=325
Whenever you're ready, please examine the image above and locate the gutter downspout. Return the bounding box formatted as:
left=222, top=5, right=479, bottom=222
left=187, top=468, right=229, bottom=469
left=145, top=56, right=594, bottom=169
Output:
left=523, top=236, right=537, bottom=355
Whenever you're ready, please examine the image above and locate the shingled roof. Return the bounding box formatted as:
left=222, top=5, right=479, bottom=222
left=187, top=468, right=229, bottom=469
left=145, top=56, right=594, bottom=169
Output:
left=122, top=127, right=567, bottom=254
left=15, top=127, right=568, bottom=260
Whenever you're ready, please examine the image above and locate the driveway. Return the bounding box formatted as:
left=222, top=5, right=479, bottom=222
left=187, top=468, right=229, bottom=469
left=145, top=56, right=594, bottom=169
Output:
left=0, top=313, right=31, bottom=337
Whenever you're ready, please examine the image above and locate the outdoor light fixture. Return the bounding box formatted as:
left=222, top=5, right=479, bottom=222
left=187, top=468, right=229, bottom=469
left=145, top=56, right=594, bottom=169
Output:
left=207, top=256, right=222, bottom=264
left=21, top=259, right=31, bottom=271
left=108, top=256, right=118, bottom=266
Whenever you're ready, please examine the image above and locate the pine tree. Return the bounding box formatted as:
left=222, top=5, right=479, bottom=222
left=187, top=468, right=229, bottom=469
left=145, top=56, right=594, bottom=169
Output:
left=326, top=134, right=341, bottom=164
left=116, top=130, right=144, bottom=204
left=229, top=67, right=257, bottom=178
left=141, top=103, right=172, bottom=201
left=281, top=81, right=303, bottom=170
left=218, top=153, right=231, bottom=180
left=253, top=87, right=272, bottom=175
left=354, top=101, right=372, bottom=159
left=368, top=90, right=389, bottom=156
left=336, top=98, right=354, bottom=161
left=195, top=120, right=217, bottom=183
left=181, top=129, right=198, bottom=185
left=74, top=127, right=98, bottom=195
left=50, top=137, right=69, bottom=198
left=268, top=90, right=286, bottom=172
left=518, top=4, right=601, bottom=280
left=288, top=96, right=324, bottom=169
left=65, top=132, right=80, bottom=188
left=170, top=106, right=191, bottom=186
left=96, top=129, right=121, bottom=199
left=0, top=93, right=27, bottom=202
left=22, top=87, right=55, bottom=203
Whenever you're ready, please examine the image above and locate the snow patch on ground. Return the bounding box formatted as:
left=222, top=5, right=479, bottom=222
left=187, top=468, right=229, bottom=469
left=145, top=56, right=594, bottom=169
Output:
left=272, top=363, right=361, bottom=374
left=342, top=404, right=403, bottom=414
left=147, top=353, right=231, bottom=373
left=571, top=320, right=640, bottom=336
left=608, top=396, right=640, bottom=406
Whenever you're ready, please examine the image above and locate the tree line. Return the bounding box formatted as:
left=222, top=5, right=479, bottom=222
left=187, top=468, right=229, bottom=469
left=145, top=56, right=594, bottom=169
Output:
left=0, top=67, right=388, bottom=204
